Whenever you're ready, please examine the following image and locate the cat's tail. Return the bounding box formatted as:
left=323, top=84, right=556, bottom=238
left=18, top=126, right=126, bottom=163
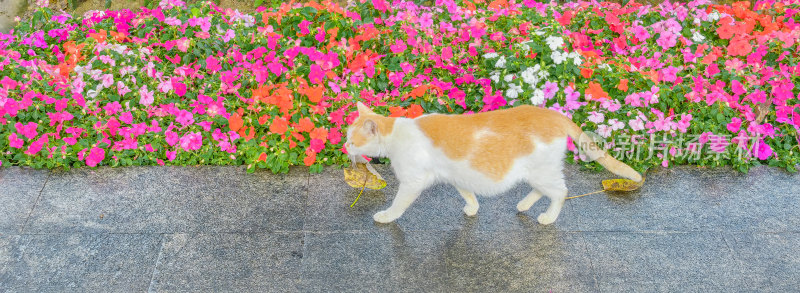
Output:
left=563, top=119, right=643, bottom=182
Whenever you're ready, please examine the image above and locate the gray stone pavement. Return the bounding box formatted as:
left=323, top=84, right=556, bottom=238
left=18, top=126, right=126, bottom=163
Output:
left=0, top=163, right=798, bottom=292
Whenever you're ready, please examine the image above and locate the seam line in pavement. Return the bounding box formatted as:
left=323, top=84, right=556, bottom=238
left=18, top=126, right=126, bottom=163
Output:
left=19, top=170, right=51, bottom=234
left=147, top=234, right=167, bottom=293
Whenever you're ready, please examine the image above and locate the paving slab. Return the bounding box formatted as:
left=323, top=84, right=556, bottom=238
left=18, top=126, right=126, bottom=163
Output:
left=305, top=164, right=583, bottom=232
left=580, top=231, right=738, bottom=292
left=723, top=232, right=800, bottom=291
left=300, top=229, right=448, bottom=292
left=0, top=233, right=161, bottom=291
left=443, top=228, right=596, bottom=292
left=0, top=167, right=49, bottom=234
left=23, top=166, right=308, bottom=233
left=148, top=232, right=304, bottom=292
left=565, top=165, right=800, bottom=232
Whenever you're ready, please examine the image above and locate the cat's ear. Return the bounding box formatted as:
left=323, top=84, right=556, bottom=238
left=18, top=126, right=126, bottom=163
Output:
left=363, top=119, right=378, bottom=136
left=356, top=102, right=374, bottom=114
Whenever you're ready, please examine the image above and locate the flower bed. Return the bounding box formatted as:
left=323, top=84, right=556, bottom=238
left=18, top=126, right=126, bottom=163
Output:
left=0, top=0, right=798, bottom=173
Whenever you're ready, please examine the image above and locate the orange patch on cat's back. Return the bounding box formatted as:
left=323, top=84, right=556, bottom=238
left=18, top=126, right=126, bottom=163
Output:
left=416, top=106, right=572, bottom=181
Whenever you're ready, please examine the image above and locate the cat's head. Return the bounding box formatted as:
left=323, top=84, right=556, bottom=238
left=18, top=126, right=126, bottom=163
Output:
left=345, top=102, right=393, bottom=159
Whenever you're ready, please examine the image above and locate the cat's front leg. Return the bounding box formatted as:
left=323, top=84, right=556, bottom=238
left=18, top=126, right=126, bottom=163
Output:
left=374, top=182, right=427, bottom=223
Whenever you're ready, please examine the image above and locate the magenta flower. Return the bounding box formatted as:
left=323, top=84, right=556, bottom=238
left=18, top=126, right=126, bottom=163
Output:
left=390, top=39, right=407, bottom=54
left=85, top=147, right=105, bottom=167
left=175, top=110, right=194, bottom=127
left=179, top=132, right=202, bottom=151
left=727, top=117, right=742, bottom=133
left=206, top=55, right=221, bottom=73
left=171, top=78, right=187, bottom=97
left=166, top=150, right=177, bottom=161
left=309, top=64, right=325, bottom=85
left=8, top=133, right=23, bottom=148
left=659, top=66, right=679, bottom=83
left=15, top=122, right=38, bottom=140
left=298, top=20, right=312, bottom=36
left=754, top=139, right=773, bottom=160
left=746, top=90, right=767, bottom=104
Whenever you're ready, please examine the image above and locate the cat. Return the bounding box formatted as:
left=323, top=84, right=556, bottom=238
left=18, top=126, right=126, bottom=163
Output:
left=345, top=102, right=642, bottom=225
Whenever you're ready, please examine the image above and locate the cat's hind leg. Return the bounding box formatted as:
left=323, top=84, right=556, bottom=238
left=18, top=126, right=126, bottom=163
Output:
left=457, top=188, right=479, bottom=216
left=516, top=189, right=543, bottom=212
left=530, top=179, right=567, bottom=225
left=374, top=179, right=430, bottom=223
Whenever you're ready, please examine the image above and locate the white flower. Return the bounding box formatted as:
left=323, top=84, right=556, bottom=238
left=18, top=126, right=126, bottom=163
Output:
left=551, top=51, right=567, bottom=64
left=530, top=89, right=545, bottom=105
left=599, top=64, right=612, bottom=71
left=538, top=69, right=550, bottom=79
left=571, top=53, right=582, bottom=66
left=490, top=71, right=500, bottom=83
left=708, top=11, right=720, bottom=21
left=482, top=52, right=499, bottom=59
left=506, top=83, right=522, bottom=99
left=534, top=29, right=546, bottom=36
left=691, top=30, right=706, bottom=43
left=545, top=36, right=564, bottom=51
left=495, top=56, right=506, bottom=68
left=521, top=67, right=538, bottom=86
left=504, top=74, right=514, bottom=82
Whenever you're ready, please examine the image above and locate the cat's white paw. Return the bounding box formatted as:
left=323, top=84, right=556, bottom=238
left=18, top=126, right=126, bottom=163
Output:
left=463, top=204, right=479, bottom=216
left=516, top=201, right=533, bottom=212
left=373, top=210, right=398, bottom=223
left=537, top=213, right=556, bottom=225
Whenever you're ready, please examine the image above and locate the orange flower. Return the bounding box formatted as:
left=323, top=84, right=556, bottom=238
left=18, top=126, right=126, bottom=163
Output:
left=716, top=18, right=736, bottom=40
left=228, top=113, right=244, bottom=132
left=88, top=29, right=107, bottom=43
left=258, top=152, right=267, bottom=162
left=294, top=117, right=315, bottom=132
left=488, top=0, right=508, bottom=10
left=617, top=79, right=629, bottom=92
left=270, top=117, right=289, bottom=134
left=585, top=82, right=610, bottom=101
left=299, top=85, right=324, bottom=103
left=310, top=127, right=328, bottom=142
left=727, top=36, right=752, bottom=57
left=406, top=104, right=424, bottom=118
left=580, top=68, right=593, bottom=79
left=258, top=114, right=270, bottom=125
left=304, top=151, right=316, bottom=166
left=388, top=106, right=407, bottom=118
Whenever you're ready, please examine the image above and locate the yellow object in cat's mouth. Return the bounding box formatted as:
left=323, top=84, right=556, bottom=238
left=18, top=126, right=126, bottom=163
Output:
left=343, top=162, right=387, bottom=189
left=601, top=177, right=645, bottom=192
left=344, top=162, right=387, bottom=207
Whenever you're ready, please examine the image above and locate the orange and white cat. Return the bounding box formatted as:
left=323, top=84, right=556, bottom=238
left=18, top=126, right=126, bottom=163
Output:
left=345, top=102, right=642, bottom=225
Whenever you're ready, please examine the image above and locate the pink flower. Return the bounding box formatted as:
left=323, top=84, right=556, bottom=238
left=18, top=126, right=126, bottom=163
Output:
left=746, top=90, right=767, bottom=104
left=166, top=150, right=176, bottom=161
left=222, top=29, right=235, bottom=43
left=309, top=138, right=325, bottom=152
left=298, top=20, right=312, bottom=36
left=165, top=130, right=179, bottom=146
left=171, top=78, right=187, bottom=97
left=175, top=110, right=194, bottom=127
left=731, top=80, right=746, bottom=96
left=117, top=81, right=131, bottom=97
left=139, top=85, right=154, bottom=106
left=85, top=147, right=105, bottom=167
left=179, top=132, right=202, bottom=151
left=309, top=64, right=325, bottom=85
left=390, top=39, right=407, bottom=54
left=119, top=112, right=133, bottom=124
left=727, top=117, right=742, bottom=133
left=314, top=27, right=325, bottom=43
left=588, top=111, right=605, bottom=123
left=15, top=122, right=38, bottom=140
left=659, top=66, right=679, bottom=83
left=100, top=74, right=114, bottom=88
left=372, top=0, right=389, bottom=12
left=632, top=25, right=650, bottom=41
left=543, top=81, right=559, bottom=99
left=754, top=139, right=773, bottom=160
left=8, top=133, right=24, bottom=148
